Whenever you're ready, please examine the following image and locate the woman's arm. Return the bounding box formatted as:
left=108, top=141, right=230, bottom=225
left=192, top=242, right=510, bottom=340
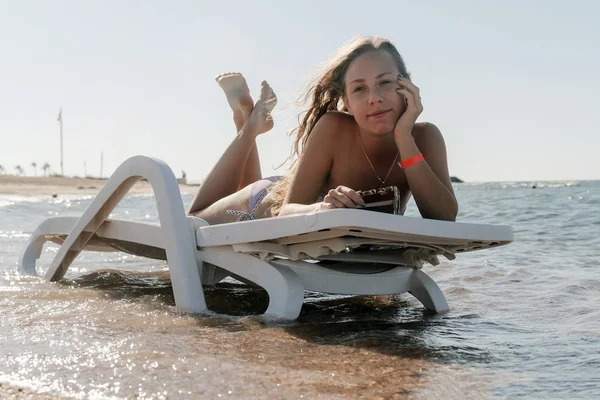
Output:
left=397, top=123, right=458, bottom=221
left=393, top=76, right=458, bottom=221
left=278, top=114, right=336, bottom=216
left=278, top=202, right=323, bottom=216
left=279, top=113, right=363, bottom=216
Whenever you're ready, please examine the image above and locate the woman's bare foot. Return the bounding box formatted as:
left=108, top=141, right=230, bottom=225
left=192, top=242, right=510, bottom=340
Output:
left=215, top=73, right=254, bottom=127
left=245, top=81, right=277, bottom=135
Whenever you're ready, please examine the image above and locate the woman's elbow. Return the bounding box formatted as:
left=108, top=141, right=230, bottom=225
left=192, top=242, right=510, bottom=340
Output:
left=424, top=212, right=456, bottom=222
left=277, top=205, right=289, bottom=217
left=444, top=212, right=458, bottom=222
left=422, top=201, right=458, bottom=222
left=444, top=201, right=459, bottom=221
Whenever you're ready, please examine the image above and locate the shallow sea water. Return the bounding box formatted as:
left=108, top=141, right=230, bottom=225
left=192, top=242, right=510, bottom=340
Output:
left=1, top=181, right=599, bottom=399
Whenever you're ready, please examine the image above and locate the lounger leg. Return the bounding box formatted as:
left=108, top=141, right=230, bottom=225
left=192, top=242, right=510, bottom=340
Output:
left=19, top=230, right=48, bottom=276
left=19, top=217, right=78, bottom=276
left=43, top=156, right=207, bottom=314
left=201, top=248, right=305, bottom=320
left=408, top=269, right=449, bottom=313
left=261, top=263, right=305, bottom=319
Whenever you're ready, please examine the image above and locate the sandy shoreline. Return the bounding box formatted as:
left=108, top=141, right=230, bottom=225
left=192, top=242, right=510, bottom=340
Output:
left=0, top=383, right=62, bottom=399
left=0, top=175, right=198, bottom=197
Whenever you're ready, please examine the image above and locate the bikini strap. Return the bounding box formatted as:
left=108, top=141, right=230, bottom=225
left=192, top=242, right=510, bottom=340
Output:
left=226, top=188, right=269, bottom=222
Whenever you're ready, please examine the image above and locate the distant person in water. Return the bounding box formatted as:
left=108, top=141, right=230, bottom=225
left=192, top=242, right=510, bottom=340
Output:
left=188, top=36, right=458, bottom=224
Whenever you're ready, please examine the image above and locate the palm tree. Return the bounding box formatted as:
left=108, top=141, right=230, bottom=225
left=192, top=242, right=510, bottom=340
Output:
left=42, top=162, right=50, bottom=176
left=15, top=165, right=24, bottom=176
left=31, top=162, right=37, bottom=176
left=0, top=165, right=4, bottom=175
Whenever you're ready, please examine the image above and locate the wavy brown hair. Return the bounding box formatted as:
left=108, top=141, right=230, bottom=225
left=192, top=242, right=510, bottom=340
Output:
left=269, top=36, right=411, bottom=215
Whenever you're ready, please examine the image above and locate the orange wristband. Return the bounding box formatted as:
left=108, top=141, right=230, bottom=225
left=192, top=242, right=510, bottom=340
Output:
left=399, top=153, right=424, bottom=169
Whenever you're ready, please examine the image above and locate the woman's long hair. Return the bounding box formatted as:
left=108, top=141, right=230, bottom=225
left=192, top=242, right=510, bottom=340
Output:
left=269, top=36, right=411, bottom=215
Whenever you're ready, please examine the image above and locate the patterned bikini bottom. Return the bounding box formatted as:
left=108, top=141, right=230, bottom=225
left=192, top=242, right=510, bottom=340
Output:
left=226, top=176, right=283, bottom=221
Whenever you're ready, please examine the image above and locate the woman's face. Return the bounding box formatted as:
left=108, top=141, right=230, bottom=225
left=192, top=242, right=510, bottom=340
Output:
left=343, top=50, right=407, bottom=135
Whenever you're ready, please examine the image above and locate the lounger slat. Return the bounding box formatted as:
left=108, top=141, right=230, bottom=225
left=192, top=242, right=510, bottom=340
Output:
left=196, top=209, right=513, bottom=248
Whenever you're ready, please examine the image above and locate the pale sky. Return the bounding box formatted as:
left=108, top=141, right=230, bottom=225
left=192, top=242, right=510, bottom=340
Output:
left=1, top=1, right=598, bottom=182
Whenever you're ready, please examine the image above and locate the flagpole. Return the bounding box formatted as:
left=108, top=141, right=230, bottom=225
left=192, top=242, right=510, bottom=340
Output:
left=58, top=108, right=64, bottom=176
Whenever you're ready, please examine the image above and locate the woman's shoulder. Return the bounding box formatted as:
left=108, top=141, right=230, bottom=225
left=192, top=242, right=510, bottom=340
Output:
left=413, top=121, right=441, bottom=135
left=413, top=122, right=447, bottom=153
left=318, top=111, right=355, bottom=127
left=313, top=111, right=356, bottom=137
left=413, top=122, right=444, bottom=141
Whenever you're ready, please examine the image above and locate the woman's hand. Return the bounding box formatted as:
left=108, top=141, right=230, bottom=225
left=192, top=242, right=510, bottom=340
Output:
left=320, top=186, right=365, bottom=210
left=394, top=75, right=424, bottom=139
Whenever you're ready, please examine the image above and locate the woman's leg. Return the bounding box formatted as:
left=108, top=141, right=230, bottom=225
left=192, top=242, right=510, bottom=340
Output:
left=187, top=80, right=277, bottom=221
left=215, top=72, right=262, bottom=189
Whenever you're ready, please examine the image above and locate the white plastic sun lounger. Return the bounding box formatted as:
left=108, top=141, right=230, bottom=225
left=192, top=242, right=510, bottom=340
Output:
left=19, top=156, right=513, bottom=319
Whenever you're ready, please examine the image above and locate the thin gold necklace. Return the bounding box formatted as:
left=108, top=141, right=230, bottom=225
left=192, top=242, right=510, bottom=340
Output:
left=358, top=134, right=399, bottom=187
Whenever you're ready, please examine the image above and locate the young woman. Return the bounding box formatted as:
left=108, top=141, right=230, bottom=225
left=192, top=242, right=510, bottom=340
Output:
left=188, top=36, right=458, bottom=224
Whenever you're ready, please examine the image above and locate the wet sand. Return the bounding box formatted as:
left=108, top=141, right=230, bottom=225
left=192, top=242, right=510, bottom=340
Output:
left=2, top=277, right=438, bottom=399
left=0, top=383, right=62, bottom=399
